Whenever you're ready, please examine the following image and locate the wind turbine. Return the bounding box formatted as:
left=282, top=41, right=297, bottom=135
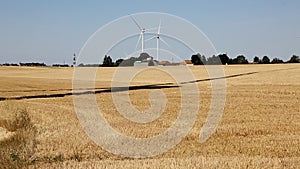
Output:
left=146, top=20, right=170, bottom=61
left=130, top=15, right=146, bottom=53
left=130, top=15, right=153, bottom=53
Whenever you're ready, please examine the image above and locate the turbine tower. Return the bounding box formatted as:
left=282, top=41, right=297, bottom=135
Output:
left=156, top=20, right=161, bottom=61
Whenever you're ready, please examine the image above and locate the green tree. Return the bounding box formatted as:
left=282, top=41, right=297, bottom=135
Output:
left=218, top=53, right=230, bottom=65
left=288, top=55, right=300, bottom=63
left=200, top=55, right=207, bottom=65
left=115, top=59, right=124, bottom=66
left=237, top=55, right=248, bottom=64
left=207, top=55, right=221, bottom=65
left=120, top=57, right=137, bottom=66
left=271, top=58, right=284, bottom=64
left=253, top=56, right=260, bottom=63
left=191, top=53, right=206, bottom=65
left=261, top=56, right=270, bottom=64
left=231, top=55, right=248, bottom=64
left=138, top=53, right=150, bottom=61
left=102, top=55, right=114, bottom=67
left=148, top=59, right=155, bottom=66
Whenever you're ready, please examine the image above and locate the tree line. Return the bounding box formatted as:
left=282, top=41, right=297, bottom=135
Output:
left=0, top=62, right=47, bottom=67
left=1, top=54, right=299, bottom=67
left=0, top=62, right=71, bottom=67
left=191, top=54, right=300, bottom=65
left=78, top=53, right=157, bottom=67
left=100, top=53, right=300, bottom=67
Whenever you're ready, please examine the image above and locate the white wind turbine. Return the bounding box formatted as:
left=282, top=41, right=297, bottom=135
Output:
left=130, top=15, right=155, bottom=53
left=146, top=20, right=170, bottom=61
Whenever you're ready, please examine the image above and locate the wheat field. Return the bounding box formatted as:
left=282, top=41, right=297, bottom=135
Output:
left=0, top=64, right=299, bottom=168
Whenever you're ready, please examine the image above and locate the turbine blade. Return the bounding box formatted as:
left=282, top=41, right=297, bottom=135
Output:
left=130, top=15, right=142, bottom=30
left=160, top=37, right=171, bottom=48
left=145, top=27, right=157, bottom=32
left=135, top=34, right=142, bottom=50
left=145, top=36, right=156, bottom=42
left=158, top=19, right=162, bottom=34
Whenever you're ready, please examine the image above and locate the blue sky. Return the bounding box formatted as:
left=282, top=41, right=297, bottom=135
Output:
left=0, top=0, right=300, bottom=64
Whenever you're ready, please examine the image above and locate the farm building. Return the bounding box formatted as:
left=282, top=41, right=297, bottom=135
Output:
left=134, top=61, right=149, bottom=66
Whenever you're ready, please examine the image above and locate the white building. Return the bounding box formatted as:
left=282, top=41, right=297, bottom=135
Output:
left=134, top=61, right=149, bottom=66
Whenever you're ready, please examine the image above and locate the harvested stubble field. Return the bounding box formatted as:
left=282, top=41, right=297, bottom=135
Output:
left=0, top=64, right=299, bottom=168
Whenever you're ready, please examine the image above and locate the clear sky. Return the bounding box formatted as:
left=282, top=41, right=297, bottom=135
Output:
left=1, top=0, right=300, bottom=64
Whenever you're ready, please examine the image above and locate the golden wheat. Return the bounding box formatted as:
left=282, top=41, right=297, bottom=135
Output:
left=0, top=64, right=299, bottom=168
